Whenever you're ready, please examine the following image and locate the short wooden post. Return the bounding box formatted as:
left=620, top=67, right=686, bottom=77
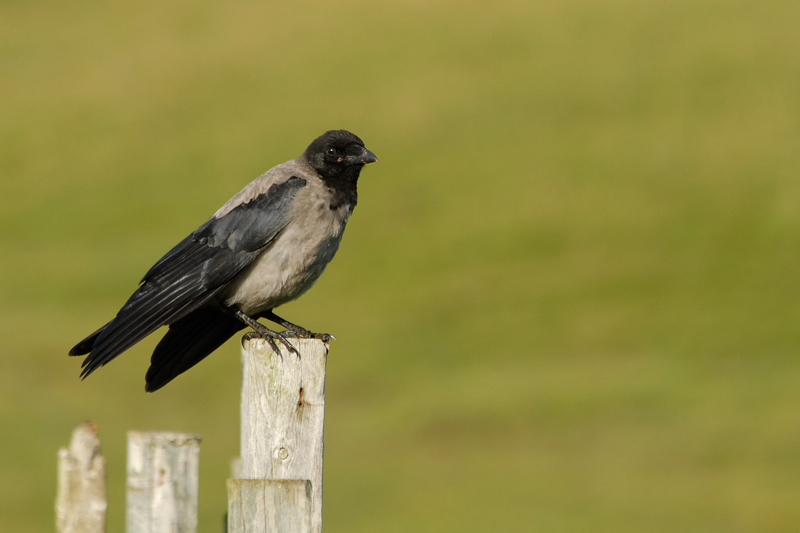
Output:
left=56, top=421, right=107, bottom=533
left=126, top=432, right=201, bottom=533
left=229, top=337, right=328, bottom=533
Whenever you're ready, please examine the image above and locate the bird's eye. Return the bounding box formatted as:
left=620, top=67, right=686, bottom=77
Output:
left=326, top=147, right=337, bottom=157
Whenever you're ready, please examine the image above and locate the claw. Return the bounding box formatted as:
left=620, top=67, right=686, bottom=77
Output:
left=275, top=334, right=301, bottom=359
left=240, top=330, right=295, bottom=359
left=270, top=338, right=284, bottom=359
left=241, top=331, right=259, bottom=348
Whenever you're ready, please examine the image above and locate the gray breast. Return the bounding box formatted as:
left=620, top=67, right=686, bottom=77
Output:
left=221, top=189, right=352, bottom=315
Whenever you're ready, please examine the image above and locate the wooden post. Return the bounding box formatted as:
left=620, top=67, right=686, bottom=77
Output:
left=56, top=421, right=107, bottom=533
left=229, top=337, right=328, bottom=533
left=227, top=480, right=312, bottom=533
left=126, top=432, right=201, bottom=533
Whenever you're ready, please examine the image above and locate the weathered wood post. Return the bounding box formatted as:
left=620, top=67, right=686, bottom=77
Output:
left=127, top=431, right=201, bottom=533
left=228, top=337, right=328, bottom=533
left=56, top=421, right=107, bottom=533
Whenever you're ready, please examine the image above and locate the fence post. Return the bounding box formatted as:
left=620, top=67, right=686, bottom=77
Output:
left=56, top=421, right=107, bottom=533
left=229, top=337, right=328, bottom=533
left=126, top=431, right=201, bottom=533
left=227, top=480, right=312, bottom=533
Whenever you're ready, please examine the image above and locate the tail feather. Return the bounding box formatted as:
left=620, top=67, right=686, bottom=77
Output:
left=144, top=307, right=244, bottom=392
left=79, top=285, right=223, bottom=378
left=69, top=324, right=109, bottom=356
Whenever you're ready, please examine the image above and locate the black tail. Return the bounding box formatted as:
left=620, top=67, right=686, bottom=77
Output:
left=144, top=306, right=244, bottom=392
left=69, top=324, right=109, bottom=356
left=77, top=285, right=223, bottom=379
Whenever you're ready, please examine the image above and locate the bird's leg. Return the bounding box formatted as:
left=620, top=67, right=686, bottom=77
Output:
left=261, top=310, right=335, bottom=342
left=224, top=306, right=300, bottom=358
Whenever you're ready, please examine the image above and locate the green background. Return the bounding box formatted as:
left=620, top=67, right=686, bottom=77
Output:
left=2, top=0, right=800, bottom=531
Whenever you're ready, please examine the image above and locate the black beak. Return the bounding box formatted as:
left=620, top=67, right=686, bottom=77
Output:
left=360, top=148, right=378, bottom=164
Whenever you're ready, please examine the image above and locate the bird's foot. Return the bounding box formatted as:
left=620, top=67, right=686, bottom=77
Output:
left=278, top=328, right=335, bottom=343
left=261, top=311, right=335, bottom=343
left=242, top=329, right=300, bottom=359
left=229, top=306, right=301, bottom=359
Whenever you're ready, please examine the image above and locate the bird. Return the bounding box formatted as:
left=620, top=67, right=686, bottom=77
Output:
left=69, top=129, right=377, bottom=392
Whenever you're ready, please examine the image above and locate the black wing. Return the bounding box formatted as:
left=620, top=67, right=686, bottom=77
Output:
left=72, top=176, right=307, bottom=377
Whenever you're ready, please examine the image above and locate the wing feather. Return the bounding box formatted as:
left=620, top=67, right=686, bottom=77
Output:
left=76, top=176, right=307, bottom=377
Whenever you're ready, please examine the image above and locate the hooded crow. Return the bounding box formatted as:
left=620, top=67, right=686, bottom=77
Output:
left=70, top=130, right=377, bottom=391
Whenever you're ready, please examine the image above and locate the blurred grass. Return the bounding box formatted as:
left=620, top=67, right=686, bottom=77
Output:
left=2, top=0, right=800, bottom=530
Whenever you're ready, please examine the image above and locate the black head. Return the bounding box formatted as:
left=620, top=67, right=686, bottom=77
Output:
left=302, top=130, right=378, bottom=183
